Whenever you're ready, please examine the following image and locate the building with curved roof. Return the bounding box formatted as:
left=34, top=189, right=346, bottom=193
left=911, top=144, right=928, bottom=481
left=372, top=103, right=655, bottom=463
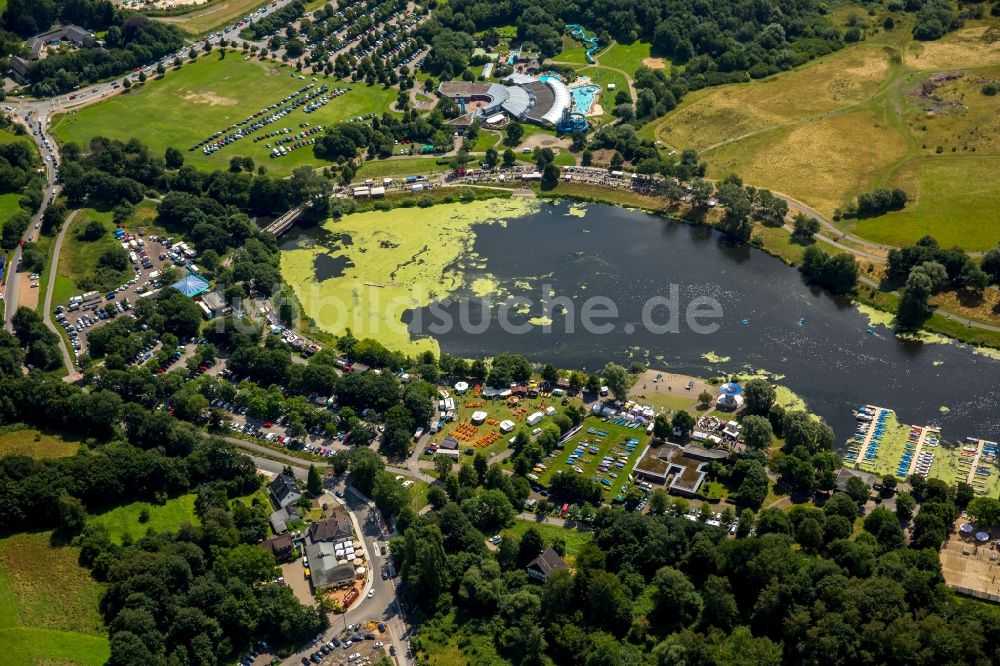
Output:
left=437, top=75, right=572, bottom=129
left=540, top=76, right=571, bottom=125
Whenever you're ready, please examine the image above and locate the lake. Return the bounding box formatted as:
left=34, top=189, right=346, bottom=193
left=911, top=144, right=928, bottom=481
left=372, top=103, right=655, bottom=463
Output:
left=402, top=200, right=1000, bottom=440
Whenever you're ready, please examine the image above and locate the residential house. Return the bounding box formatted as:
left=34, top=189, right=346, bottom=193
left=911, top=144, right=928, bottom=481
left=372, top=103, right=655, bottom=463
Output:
left=526, top=548, right=568, bottom=583
left=308, top=508, right=353, bottom=543
left=259, top=534, right=295, bottom=561
left=269, top=472, right=302, bottom=508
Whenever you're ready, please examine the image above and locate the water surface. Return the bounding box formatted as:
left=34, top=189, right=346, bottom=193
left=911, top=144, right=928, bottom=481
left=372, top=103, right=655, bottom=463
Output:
left=405, top=200, right=1000, bottom=440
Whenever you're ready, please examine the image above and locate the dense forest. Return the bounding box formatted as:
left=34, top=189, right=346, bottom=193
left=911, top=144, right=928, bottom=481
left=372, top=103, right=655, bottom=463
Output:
left=0, top=0, right=184, bottom=95
left=391, top=471, right=1000, bottom=665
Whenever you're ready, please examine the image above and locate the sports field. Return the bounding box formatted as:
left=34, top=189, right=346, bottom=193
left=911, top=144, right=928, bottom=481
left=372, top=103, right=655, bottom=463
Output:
left=91, top=494, right=199, bottom=544
left=849, top=156, right=1000, bottom=251
left=0, top=532, right=109, bottom=666
left=0, top=427, right=80, bottom=459
left=155, top=0, right=270, bottom=35
left=51, top=55, right=396, bottom=176
left=537, top=416, right=648, bottom=501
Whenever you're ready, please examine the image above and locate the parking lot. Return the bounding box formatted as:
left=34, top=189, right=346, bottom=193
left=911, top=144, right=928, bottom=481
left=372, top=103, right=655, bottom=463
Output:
left=299, top=622, right=393, bottom=666
left=54, top=231, right=199, bottom=359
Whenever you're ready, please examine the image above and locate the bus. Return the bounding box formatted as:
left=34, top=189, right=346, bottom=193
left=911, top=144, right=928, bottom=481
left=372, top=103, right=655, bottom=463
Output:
left=560, top=503, right=569, bottom=518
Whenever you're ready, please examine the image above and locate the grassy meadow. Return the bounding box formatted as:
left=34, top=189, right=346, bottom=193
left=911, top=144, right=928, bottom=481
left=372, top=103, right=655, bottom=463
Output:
left=51, top=54, right=396, bottom=177
left=642, top=26, right=1000, bottom=250
left=0, top=532, right=109, bottom=666
left=0, top=427, right=80, bottom=459
left=849, top=156, right=1000, bottom=250
left=91, top=494, right=199, bottom=544
left=503, top=519, right=593, bottom=561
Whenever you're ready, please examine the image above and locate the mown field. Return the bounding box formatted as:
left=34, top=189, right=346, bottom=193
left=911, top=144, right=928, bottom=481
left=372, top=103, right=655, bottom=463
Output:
left=51, top=54, right=396, bottom=177
left=597, top=40, right=658, bottom=75
left=155, top=0, right=270, bottom=35
left=0, top=532, right=109, bottom=666
left=0, top=427, right=80, bottom=459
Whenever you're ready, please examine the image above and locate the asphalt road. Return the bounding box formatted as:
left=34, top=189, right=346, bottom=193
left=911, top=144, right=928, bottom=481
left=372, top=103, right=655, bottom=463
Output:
left=2, top=108, right=60, bottom=330
left=40, top=209, right=78, bottom=376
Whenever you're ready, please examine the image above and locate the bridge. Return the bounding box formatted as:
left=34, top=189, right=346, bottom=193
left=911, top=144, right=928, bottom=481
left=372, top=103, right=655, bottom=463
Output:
left=263, top=206, right=304, bottom=236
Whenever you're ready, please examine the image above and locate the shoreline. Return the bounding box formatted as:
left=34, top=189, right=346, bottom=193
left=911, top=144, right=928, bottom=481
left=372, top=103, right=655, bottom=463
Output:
left=530, top=182, right=1000, bottom=352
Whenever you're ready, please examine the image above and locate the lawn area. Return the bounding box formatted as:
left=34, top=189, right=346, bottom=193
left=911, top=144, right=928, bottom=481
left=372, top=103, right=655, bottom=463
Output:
left=0, top=532, right=109, bottom=666
left=51, top=54, right=397, bottom=177
left=471, top=130, right=500, bottom=152
left=553, top=35, right=590, bottom=64
left=0, top=426, right=80, bottom=459
left=577, top=66, right=630, bottom=104
left=55, top=208, right=130, bottom=296
left=0, top=127, right=38, bottom=221
left=0, top=192, right=22, bottom=221
left=503, top=519, right=592, bottom=561
left=407, top=478, right=431, bottom=512
left=848, top=156, right=1000, bottom=251
left=354, top=156, right=451, bottom=180
left=90, top=494, right=199, bottom=544
left=155, top=0, right=271, bottom=35
left=597, top=41, right=657, bottom=75
left=537, top=416, right=649, bottom=502
left=753, top=224, right=845, bottom=266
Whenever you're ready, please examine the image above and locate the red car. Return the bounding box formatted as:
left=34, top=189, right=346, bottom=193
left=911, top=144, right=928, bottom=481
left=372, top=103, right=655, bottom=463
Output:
left=263, top=422, right=273, bottom=428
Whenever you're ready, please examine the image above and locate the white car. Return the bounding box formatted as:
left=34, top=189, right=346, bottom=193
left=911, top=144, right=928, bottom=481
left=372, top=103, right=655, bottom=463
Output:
left=367, top=589, right=374, bottom=599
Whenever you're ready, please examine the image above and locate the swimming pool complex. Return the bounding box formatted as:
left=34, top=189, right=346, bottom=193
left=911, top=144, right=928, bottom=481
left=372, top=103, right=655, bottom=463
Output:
left=571, top=85, right=601, bottom=114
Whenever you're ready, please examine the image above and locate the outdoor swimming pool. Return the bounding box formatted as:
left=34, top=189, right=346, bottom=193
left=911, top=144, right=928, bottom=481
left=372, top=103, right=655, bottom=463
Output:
left=571, top=85, right=600, bottom=114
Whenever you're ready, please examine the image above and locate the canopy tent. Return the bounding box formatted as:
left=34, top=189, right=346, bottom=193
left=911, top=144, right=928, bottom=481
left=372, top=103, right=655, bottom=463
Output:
left=171, top=274, right=209, bottom=297
left=719, top=382, right=743, bottom=397
left=960, top=523, right=975, bottom=534
left=976, top=532, right=991, bottom=542
left=454, top=381, right=469, bottom=393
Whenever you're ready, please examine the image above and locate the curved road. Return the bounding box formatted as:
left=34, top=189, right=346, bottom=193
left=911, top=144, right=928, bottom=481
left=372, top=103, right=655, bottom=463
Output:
left=41, top=209, right=79, bottom=375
